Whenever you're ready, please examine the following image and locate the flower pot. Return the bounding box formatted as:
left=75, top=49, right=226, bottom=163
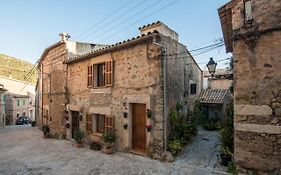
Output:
left=146, top=109, right=152, bottom=118
left=123, top=112, right=128, bottom=118
left=220, top=153, right=231, bottom=166
left=76, top=142, right=83, bottom=148
left=102, top=147, right=113, bottom=154
left=123, top=124, right=128, bottom=129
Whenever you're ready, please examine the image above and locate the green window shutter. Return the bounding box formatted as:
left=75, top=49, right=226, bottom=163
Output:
left=17, top=99, right=20, bottom=106
left=23, top=99, right=25, bottom=105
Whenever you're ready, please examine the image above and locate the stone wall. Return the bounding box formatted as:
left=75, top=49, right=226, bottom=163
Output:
left=41, top=43, right=67, bottom=137
left=208, top=79, right=232, bottom=90
left=231, top=0, right=281, bottom=173
left=67, top=40, right=164, bottom=155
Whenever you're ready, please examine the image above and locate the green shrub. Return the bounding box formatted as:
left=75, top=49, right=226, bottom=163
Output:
left=227, top=160, right=237, bottom=175
left=73, top=130, right=85, bottom=144
left=90, top=142, right=102, bottom=151
left=102, top=131, right=116, bottom=143
left=202, top=118, right=221, bottom=131
left=42, top=125, right=50, bottom=135
left=167, top=138, right=184, bottom=155
left=168, top=103, right=200, bottom=156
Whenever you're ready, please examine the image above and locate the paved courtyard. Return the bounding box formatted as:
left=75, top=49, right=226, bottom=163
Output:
left=0, top=126, right=228, bottom=175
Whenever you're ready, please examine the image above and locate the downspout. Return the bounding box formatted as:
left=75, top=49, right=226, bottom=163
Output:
left=153, top=36, right=167, bottom=151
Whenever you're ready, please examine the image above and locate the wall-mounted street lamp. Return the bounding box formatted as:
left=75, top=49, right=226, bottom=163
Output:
left=206, top=57, right=217, bottom=77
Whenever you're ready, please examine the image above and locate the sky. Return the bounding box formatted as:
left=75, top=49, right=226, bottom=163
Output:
left=0, top=0, right=231, bottom=69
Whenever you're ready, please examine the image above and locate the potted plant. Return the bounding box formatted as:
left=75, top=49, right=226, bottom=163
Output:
left=146, top=124, right=152, bottom=132
left=73, top=130, right=85, bottom=148
left=42, top=124, right=50, bottom=138
left=146, top=109, right=152, bottom=118
left=220, top=147, right=232, bottom=166
left=123, top=123, right=128, bottom=129
left=101, top=131, right=116, bottom=154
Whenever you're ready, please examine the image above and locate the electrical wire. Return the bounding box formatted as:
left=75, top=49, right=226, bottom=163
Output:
left=86, top=0, right=164, bottom=42
left=76, top=0, right=146, bottom=41
left=95, top=0, right=179, bottom=43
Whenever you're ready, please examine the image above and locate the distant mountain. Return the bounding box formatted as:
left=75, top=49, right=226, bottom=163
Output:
left=0, top=54, right=37, bottom=85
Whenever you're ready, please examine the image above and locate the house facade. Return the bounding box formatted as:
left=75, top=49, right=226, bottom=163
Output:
left=37, top=22, right=203, bottom=157
left=35, top=33, right=106, bottom=132
left=0, top=76, right=35, bottom=125
left=5, top=93, right=33, bottom=125
left=199, top=89, right=231, bottom=119
left=203, top=68, right=233, bottom=90
left=0, top=84, right=7, bottom=128
left=219, top=0, right=281, bottom=174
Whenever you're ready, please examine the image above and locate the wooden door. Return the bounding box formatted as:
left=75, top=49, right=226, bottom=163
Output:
left=132, top=103, right=146, bottom=153
left=71, top=111, right=80, bottom=138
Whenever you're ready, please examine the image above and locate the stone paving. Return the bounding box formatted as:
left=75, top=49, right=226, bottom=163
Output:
left=0, top=125, right=228, bottom=175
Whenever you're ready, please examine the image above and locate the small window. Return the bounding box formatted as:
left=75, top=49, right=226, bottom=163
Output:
left=87, top=60, right=113, bottom=88
left=190, top=84, right=197, bottom=95
left=96, top=63, right=105, bottom=87
left=87, top=114, right=114, bottom=134
left=17, top=99, right=20, bottom=106
left=23, top=99, right=25, bottom=105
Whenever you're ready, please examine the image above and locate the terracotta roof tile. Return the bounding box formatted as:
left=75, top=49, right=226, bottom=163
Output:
left=199, top=89, right=229, bottom=104
left=67, top=30, right=159, bottom=63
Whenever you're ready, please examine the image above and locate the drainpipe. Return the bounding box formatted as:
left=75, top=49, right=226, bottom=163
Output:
left=153, top=36, right=167, bottom=151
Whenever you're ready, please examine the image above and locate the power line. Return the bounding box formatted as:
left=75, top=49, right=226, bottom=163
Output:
left=73, top=0, right=138, bottom=40
left=189, top=41, right=224, bottom=52
left=192, top=43, right=224, bottom=56
left=95, top=0, right=179, bottom=43
left=87, top=0, right=164, bottom=42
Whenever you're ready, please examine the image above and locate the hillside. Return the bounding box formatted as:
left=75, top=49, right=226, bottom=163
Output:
left=0, top=54, right=37, bottom=85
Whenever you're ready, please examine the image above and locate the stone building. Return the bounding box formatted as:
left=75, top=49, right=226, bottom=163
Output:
left=199, top=89, right=231, bottom=119
left=0, top=84, right=7, bottom=128
left=203, top=68, right=233, bottom=90
left=219, top=0, right=281, bottom=174
left=37, top=22, right=203, bottom=157
left=35, top=33, right=106, bottom=131
left=0, top=76, right=35, bottom=125
left=5, top=93, right=33, bottom=125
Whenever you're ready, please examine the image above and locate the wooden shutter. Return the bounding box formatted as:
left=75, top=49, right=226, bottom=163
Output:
left=105, top=60, right=113, bottom=87
left=105, top=115, right=114, bottom=132
left=86, top=114, right=93, bottom=133
left=87, top=65, right=93, bottom=87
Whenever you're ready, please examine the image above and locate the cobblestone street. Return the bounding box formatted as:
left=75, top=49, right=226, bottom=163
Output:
left=0, top=126, right=228, bottom=175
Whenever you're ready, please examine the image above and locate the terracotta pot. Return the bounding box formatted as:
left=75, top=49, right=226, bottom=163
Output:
left=220, top=153, right=231, bottom=166
left=102, top=147, right=113, bottom=154
left=76, top=143, right=83, bottom=148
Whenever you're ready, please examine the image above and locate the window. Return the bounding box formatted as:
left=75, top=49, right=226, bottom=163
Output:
left=96, top=114, right=105, bottom=133
left=86, top=114, right=114, bottom=134
left=87, top=60, right=113, bottom=88
left=17, top=99, right=20, bottom=106
left=190, top=84, right=197, bottom=95
left=23, top=99, right=25, bottom=105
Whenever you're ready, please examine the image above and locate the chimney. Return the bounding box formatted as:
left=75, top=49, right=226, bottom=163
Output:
left=59, top=32, right=70, bottom=42
left=139, top=21, right=178, bottom=41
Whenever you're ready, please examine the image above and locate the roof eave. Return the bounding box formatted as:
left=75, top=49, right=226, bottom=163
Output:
left=66, top=33, right=158, bottom=64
